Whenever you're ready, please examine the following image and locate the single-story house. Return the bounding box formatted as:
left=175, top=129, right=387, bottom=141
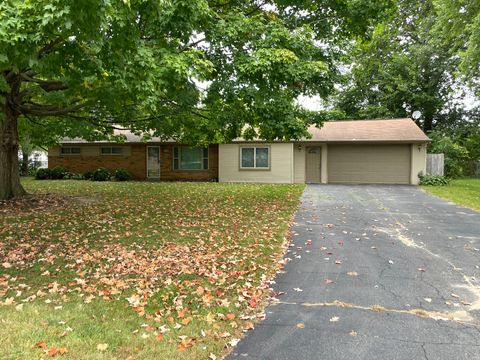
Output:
left=48, top=118, right=430, bottom=185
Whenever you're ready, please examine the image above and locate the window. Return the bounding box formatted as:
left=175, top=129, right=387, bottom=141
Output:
left=240, top=147, right=270, bottom=169
left=60, top=147, right=81, bottom=155
left=173, top=146, right=208, bottom=170
left=101, top=146, right=123, bottom=155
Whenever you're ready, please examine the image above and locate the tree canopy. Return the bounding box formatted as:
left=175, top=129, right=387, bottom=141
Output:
left=1, top=0, right=393, bottom=142
left=0, top=0, right=394, bottom=199
left=332, top=0, right=460, bottom=132
left=434, top=0, right=480, bottom=91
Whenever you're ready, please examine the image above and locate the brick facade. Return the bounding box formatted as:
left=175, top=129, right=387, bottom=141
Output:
left=48, top=144, right=219, bottom=181
left=160, top=144, right=218, bottom=181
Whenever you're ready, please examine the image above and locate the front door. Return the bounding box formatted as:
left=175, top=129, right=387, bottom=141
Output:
left=147, top=146, right=160, bottom=179
left=305, top=146, right=321, bottom=183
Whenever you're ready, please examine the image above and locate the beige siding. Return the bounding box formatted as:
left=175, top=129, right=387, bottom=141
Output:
left=328, top=144, right=411, bottom=184
left=410, top=143, right=427, bottom=185
left=293, top=143, right=305, bottom=183
left=219, top=143, right=294, bottom=183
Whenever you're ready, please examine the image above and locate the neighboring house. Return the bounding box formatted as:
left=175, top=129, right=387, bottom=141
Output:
left=48, top=118, right=430, bottom=185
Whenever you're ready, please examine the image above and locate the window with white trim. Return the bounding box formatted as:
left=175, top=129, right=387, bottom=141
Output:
left=60, top=147, right=81, bottom=155
left=173, top=146, right=208, bottom=170
left=100, top=146, right=123, bottom=155
left=240, top=146, right=270, bottom=169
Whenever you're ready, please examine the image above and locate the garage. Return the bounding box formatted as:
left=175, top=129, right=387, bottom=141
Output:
left=328, top=144, right=411, bottom=184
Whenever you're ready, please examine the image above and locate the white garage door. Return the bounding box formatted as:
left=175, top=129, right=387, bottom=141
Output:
left=328, top=145, right=411, bottom=184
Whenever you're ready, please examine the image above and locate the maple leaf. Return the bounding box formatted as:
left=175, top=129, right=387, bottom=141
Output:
left=35, top=341, right=47, bottom=348
left=181, top=316, right=192, bottom=325
left=206, top=312, right=215, bottom=323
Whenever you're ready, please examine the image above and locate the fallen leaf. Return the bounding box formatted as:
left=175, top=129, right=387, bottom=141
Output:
left=424, top=298, right=432, bottom=303
left=388, top=260, right=394, bottom=265
left=296, top=323, right=305, bottom=328
left=347, top=272, right=359, bottom=277
left=156, top=333, right=164, bottom=342
left=324, top=279, right=334, bottom=285
left=35, top=341, right=47, bottom=348
left=349, top=330, right=358, bottom=337
left=2, top=262, right=12, bottom=268
left=229, top=338, right=240, bottom=347
left=329, top=316, right=339, bottom=322
left=181, top=316, right=192, bottom=326
left=97, top=343, right=108, bottom=352
left=293, top=287, right=303, bottom=292
left=208, top=354, right=217, bottom=360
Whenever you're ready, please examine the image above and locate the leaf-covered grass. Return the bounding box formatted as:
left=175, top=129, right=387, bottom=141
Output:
left=0, top=179, right=304, bottom=359
left=422, top=178, right=480, bottom=211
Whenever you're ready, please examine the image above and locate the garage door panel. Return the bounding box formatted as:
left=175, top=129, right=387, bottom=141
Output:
left=328, top=145, right=410, bottom=184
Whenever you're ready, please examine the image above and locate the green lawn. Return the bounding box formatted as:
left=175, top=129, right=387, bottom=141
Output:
left=0, top=180, right=304, bottom=360
left=422, top=178, right=480, bottom=211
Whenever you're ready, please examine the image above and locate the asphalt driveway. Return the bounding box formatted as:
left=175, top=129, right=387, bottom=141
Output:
left=228, top=185, right=480, bottom=360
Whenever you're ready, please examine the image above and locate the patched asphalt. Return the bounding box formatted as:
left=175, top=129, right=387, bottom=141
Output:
left=228, top=185, right=480, bottom=360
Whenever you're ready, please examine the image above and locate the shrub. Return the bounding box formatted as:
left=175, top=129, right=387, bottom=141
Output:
left=83, top=171, right=94, bottom=180
left=64, top=172, right=83, bottom=180
left=419, top=175, right=449, bottom=186
left=115, top=168, right=131, bottom=181
left=50, top=166, right=68, bottom=180
left=35, top=168, right=51, bottom=180
left=92, top=167, right=111, bottom=181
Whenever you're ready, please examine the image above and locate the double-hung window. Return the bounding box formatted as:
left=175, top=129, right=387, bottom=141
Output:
left=100, top=146, right=123, bottom=155
left=240, top=146, right=270, bottom=169
left=173, top=146, right=208, bottom=170
left=60, top=147, right=81, bottom=155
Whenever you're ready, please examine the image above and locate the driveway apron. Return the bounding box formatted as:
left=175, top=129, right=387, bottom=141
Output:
left=228, top=185, right=480, bottom=360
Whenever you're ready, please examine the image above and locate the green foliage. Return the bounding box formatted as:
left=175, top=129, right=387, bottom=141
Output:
left=92, top=168, right=111, bottom=182
left=34, top=168, right=51, bottom=180
left=433, top=0, right=480, bottom=89
left=115, top=168, right=131, bottom=182
left=429, top=126, right=480, bottom=178
left=1, top=0, right=394, bottom=149
left=333, top=0, right=460, bottom=132
left=63, top=172, right=83, bottom=180
left=83, top=171, right=94, bottom=180
left=50, top=166, right=69, bottom=180
left=419, top=175, right=449, bottom=186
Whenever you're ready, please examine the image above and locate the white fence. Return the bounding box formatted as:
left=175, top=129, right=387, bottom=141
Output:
left=426, top=154, right=444, bottom=176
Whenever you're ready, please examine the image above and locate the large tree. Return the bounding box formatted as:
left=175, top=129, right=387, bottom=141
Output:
left=333, top=0, right=458, bottom=132
left=0, top=0, right=392, bottom=200
left=434, top=0, right=480, bottom=91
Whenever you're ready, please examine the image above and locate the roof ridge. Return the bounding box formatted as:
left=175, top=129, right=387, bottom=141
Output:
left=321, top=118, right=411, bottom=123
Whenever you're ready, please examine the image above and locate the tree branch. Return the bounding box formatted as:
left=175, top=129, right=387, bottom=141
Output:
left=18, top=103, right=83, bottom=116
left=19, top=73, right=68, bottom=92
left=38, top=37, right=65, bottom=58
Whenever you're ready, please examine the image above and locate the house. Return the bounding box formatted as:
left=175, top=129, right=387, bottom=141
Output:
left=48, top=118, right=430, bottom=185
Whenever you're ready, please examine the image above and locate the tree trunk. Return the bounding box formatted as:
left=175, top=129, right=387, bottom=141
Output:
left=0, top=101, right=27, bottom=200
left=21, top=151, right=30, bottom=176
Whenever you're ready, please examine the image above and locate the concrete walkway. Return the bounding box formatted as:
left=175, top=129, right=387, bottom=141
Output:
left=228, top=185, right=480, bottom=360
